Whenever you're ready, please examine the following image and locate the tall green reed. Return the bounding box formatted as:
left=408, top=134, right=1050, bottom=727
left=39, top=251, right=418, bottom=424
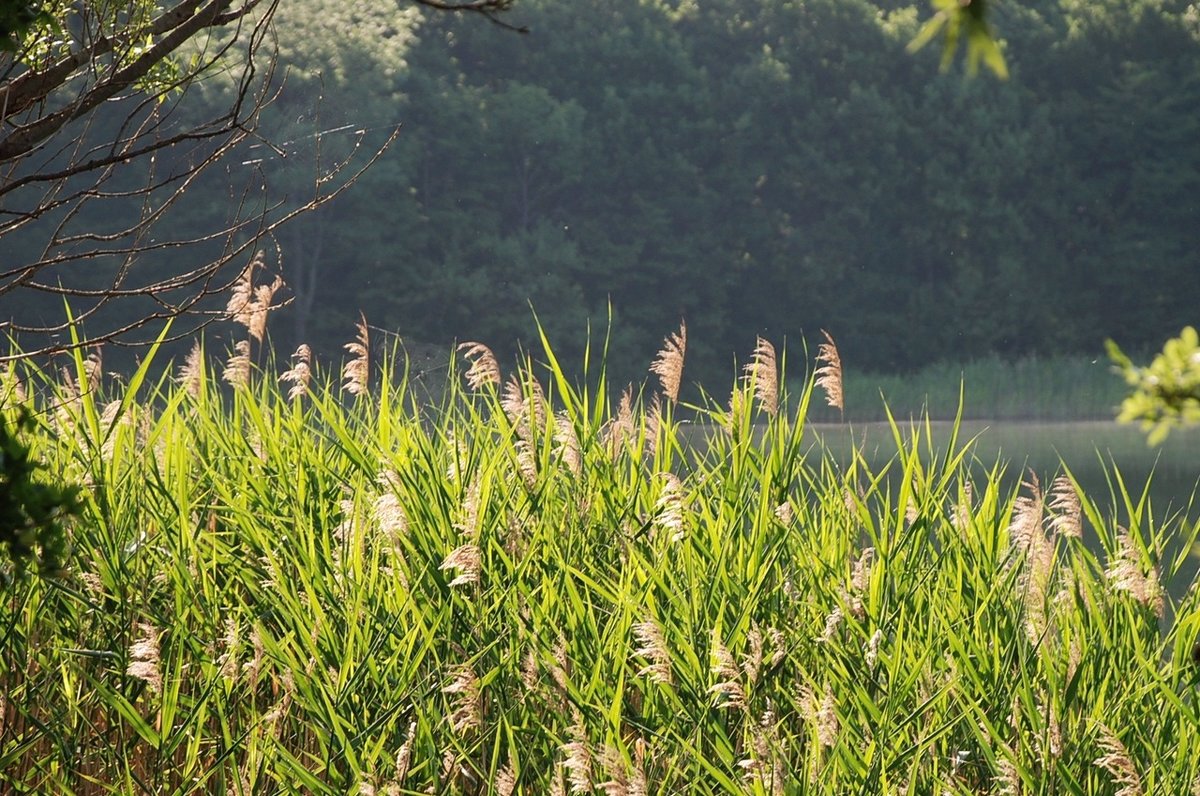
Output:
left=1, top=323, right=1198, bottom=794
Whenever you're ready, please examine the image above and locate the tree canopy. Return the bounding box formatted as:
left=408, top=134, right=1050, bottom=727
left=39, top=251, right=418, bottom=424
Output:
left=4, top=0, right=1198, bottom=392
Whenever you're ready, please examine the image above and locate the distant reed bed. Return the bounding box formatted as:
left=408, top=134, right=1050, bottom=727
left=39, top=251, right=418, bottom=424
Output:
left=801, top=354, right=1125, bottom=423
left=2, top=273, right=1199, bottom=793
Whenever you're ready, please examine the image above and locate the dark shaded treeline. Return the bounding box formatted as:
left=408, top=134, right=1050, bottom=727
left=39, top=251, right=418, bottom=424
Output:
left=8, top=0, right=1199, bottom=392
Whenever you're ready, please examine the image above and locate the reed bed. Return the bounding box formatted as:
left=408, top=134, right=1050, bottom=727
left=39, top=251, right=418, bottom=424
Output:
left=802, top=354, right=1125, bottom=423
left=2, top=320, right=1199, bottom=795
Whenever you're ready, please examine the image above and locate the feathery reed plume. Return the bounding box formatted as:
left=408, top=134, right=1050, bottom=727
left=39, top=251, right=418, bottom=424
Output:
left=598, top=742, right=648, bottom=796
left=561, top=716, right=593, bottom=794
left=653, top=473, right=686, bottom=541
left=222, top=340, right=251, bottom=388
left=225, top=253, right=260, bottom=327
left=1105, top=528, right=1164, bottom=617
left=1008, top=474, right=1057, bottom=642
left=458, top=342, right=501, bottom=390
left=395, top=720, right=416, bottom=785
left=372, top=490, right=408, bottom=542
left=817, top=606, right=843, bottom=643
left=1008, top=473, right=1046, bottom=559
left=555, top=412, right=582, bottom=476
left=739, top=710, right=785, bottom=796
left=744, top=336, right=779, bottom=417
left=126, top=622, right=162, bottom=694
left=994, top=755, right=1022, bottom=796
left=650, top=321, right=686, bottom=403
left=1049, top=475, right=1083, bottom=538
left=633, top=618, right=674, bottom=686
left=443, top=665, right=482, bottom=733
left=83, top=345, right=103, bottom=391
left=815, top=329, right=843, bottom=413
left=774, top=500, right=794, bottom=525
left=709, top=628, right=746, bottom=709
left=864, top=629, right=883, bottom=668
left=496, top=759, right=518, bottom=796
left=800, top=683, right=839, bottom=748
left=514, top=440, right=538, bottom=489
left=502, top=371, right=547, bottom=440
left=597, top=744, right=628, bottom=796
left=604, top=385, right=636, bottom=456
left=1093, top=724, right=1143, bottom=796
left=280, top=344, right=312, bottom=401
left=219, top=617, right=241, bottom=680
left=851, top=547, right=875, bottom=594
left=743, top=624, right=765, bottom=684
left=342, top=315, right=370, bottom=396
left=249, top=276, right=284, bottom=343
left=439, top=544, right=480, bottom=588
left=177, top=341, right=202, bottom=397
left=501, top=374, right=525, bottom=423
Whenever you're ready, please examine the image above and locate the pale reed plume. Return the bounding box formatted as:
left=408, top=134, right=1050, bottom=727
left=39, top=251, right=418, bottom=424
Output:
left=443, top=665, right=482, bottom=733
left=744, top=336, right=779, bottom=417
left=555, top=412, right=582, bottom=476
left=633, top=618, right=674, bottom=686
left=83, top=345, right=103, bottom=391
left=597, top=742, right=647, bottom=796
left=739, top=710, right=784, bottom=796
left=864, top=629, right=883, bottom=668
left=561, top=715, right=594, bottom=794
left=1049, top=474, right=1083, bottom=538
left=1093, top=723, right=1143, bottom=796
left=1008, top=473, right=1046, bottom=559
left=603, top=385, right=636, bottom=456
left=439, top=543, right=480, bottom=588
left=1105, top=528, right=1164, bottom=618
left=280, top=344, right=313, bottom=401
left=222, top=340, right=251, bottom=388
left=650, top=321, right=686, bottom=403
left=394, top=720, right=416, bottom=785
left=815, top=329, right=843, bottom=413
left=495, top=759, right=518, bottom=796
left=994, top=754, right=1022, bottom=796
left=851, top=547, right=875, bottom=593
left=709, top=628, right=746, bottom=710
left=742, top=624, right=764, bottom=684
left=342, top=315, right=370, bottom=396
left=652, top=473, right=686, bottom=541
left=502, top=371, right=547, bottom=440
left=514, top=439, right=538, bottom=489
left=248, top=276, right=284, bottom=343
left=225, top=254, right=259, bottom=328
left=372, top=490, right=408, bottom=542
left=1007, top=475, right=1057, bottom=643
left=126, top=622, right=162, bottom=694
left=800, top=683, right=839, bottom=748
left=817, top=605, right=843, bottom=643
left=458, top=342, right=501, bottom=390
left=177, top=341, right=202, bottom=397
left=501, top=374, right=525, bottom=423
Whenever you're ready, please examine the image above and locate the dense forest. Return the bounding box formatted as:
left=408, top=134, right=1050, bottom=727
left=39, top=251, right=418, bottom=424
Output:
left=7, top=0, right=1200, bottom=390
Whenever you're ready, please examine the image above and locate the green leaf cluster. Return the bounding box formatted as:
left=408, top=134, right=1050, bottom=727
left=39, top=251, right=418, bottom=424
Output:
left=1109, top=326, right=1200, bottom=444
left=0, top=406, right=79, bottom=582
left=0, top=0, right=53, bottom=53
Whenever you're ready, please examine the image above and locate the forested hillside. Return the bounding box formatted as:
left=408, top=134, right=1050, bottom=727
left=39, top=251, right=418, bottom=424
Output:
left=8, top=0, right=1200, bottom=390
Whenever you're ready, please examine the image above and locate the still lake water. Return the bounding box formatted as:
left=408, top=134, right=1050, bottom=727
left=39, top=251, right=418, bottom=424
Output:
left=809, top=420, right=1200, bottom=593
